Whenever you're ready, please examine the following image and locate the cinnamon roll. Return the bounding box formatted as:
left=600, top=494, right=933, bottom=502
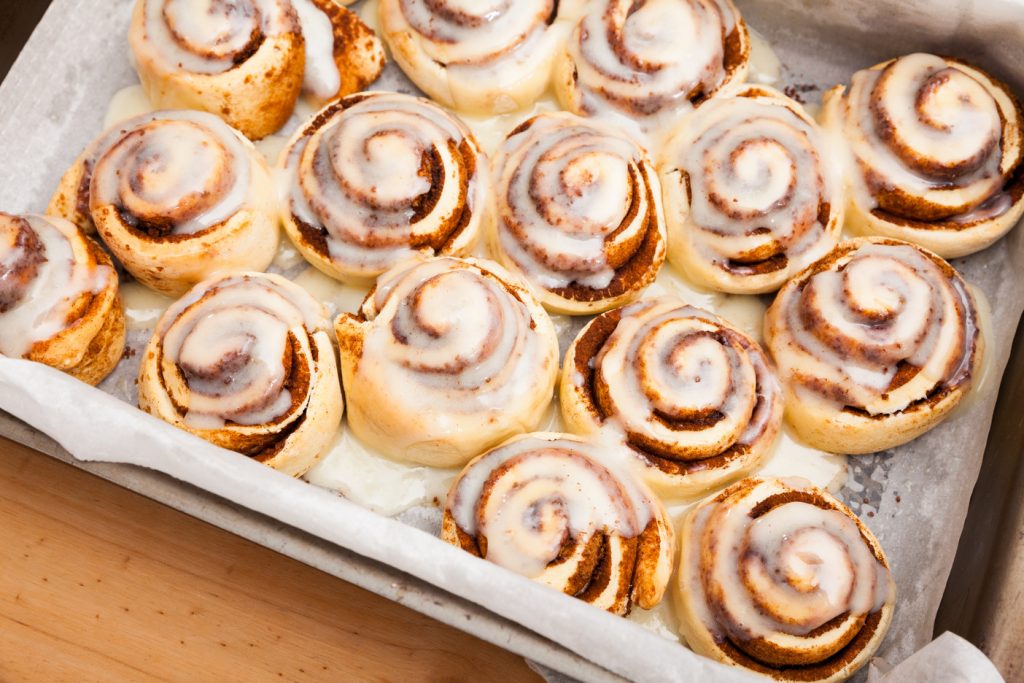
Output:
left=128, top=0, right=385, bottom=140
left=659, top=86, right=843, bottom=294
left=49, top=110, right=279, bottom=297
left=443, top=432, right=674, bottom=615
left=138, top=272, right=343, bottom=476
left=822, top=53, right=1024, bottom=258
left=0, top=214, right=124, bottom=386
left=378, top=0, right=584, bottom=115
left=553, top=0, right=750, bottom=138
left=335, top=256, right=560, bottom=468
left=764, top=238, right=982, bottom=454
left=491, top=112, right=666, bottom=315
left=561, top=297, right=782, bottom=498
left=677, top=477, right=895, bottom=682
left=279, top=92, right=489, bottom=284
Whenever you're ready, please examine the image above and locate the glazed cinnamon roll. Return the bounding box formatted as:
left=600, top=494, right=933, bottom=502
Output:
left=659, top=86, right=843, bottom=294
left=677, top=477, right=895, bottom=682
left=764, top=238, right=982, bottom=454
left=0, top=214, right=124, bottom=386
left=561, top=297, right=782, bottom=498
left=49, top=110, right=279, bottom=297
left=491, top=112, right=666, bottom=315
left=279, top=92, right=489, bottom=284
left=553, top=0, right=750, bottom=138
left=138, top=272, right=343, bottom=476
left=443, top=432, right=674, bottom=615
left=128, top=0, right=385, bottom=140
left=378, top=0, right=584, bottom=115
left=335, top=256, right=560, bottom=468
left=822, top=53, right=1024, bottom=258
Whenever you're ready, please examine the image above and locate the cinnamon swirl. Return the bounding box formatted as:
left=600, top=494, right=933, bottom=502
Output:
left=49, top=110, right=279, bottom=297
left=443, top=432, right=674, bottom=615
left=491, top=112, right=666, bottom=315
left=0, top=214, right=124, bottom=386
left=659, top=86, right=843, bottom=294
left=279, top=92, right=489, bottom=284
left=378, top=0, right=584, bottom=115
left=335, top=255, right=560, bottom=468
left=561, top=297, right=782, bottom=498
left=677, top=477, right=895, bottom=682
left=138, top=272, right=343, bottom=476
left=553, top=0, right=750, bottom=138
left=822, top=53, right=1024, bottom=258
left=764, top=238, right=982, bottom=454
left=128, top=0, right=385, bottom=140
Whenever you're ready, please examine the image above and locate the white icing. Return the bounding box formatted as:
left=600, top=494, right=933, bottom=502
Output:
left=459, top=94, right=561, bottom=156
left=567, top=0, right=744, bottom=137
left=137, top=0, right=297, bottom=75
left=282, top=92, right=486, bottom=279
left=292, top=265, right=370, bottom=316
left=0, top=215, right=114, bottom=357
left=88, top=110, right=253, bottom=236
left=103, top=85, right=156, bottom=129
left=767, top=241, right=979, bottom=414
left=758, top=427, right=848, bottom=493
left=493, top=112, right=658, bottom=294
left=747, top=28, right=782, bottom=86
left=305, top=426, right=459, bottom=516
left=154, top=272, right=328, bottom=428
left=291, top=0, right=342, bottom=99
left=660, top=87, right=840, bottom=289
left=120, top=281, right=174, bottom=332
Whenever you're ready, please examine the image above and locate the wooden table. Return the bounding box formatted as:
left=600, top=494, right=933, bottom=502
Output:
left=0, top=437, right=539, bottom=681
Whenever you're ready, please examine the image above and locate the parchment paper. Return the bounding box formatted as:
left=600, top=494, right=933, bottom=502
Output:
left=0, top=0, right=1020, bottom=680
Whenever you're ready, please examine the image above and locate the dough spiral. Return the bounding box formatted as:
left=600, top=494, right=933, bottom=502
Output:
left=128, top=0, right=385, bottom=139
left=561, top=297, right=782, bottom=497
left=443, top=432, right=674, bottom=615
left=49, top=110, right=279, bottom=296
left=279, top=92, right=489, bottom=284
left=822, top=53, right=1024, bottom=258
left=138, top=272, right=343, bottom=476
left=379, top=0, right=585, bottom=114
left=659, top=86, right=843, bottom=294
left=764, top=237, right=982, bottom=454
left=677, top=477, right=895, bottom=682
left=335, top=255, right=560, bottom=467
left=492, top=112, right=666, bottom=315
left=553, top=0, right=750, bottom=138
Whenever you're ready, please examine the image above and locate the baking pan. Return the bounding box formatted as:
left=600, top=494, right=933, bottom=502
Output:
left=1, top=0, right=1022, bottom=680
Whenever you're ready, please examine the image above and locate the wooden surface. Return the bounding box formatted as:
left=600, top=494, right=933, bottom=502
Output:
left=0, top=436, right=540, bottom=682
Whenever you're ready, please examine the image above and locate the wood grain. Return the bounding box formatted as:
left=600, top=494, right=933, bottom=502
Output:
left=0, top=436, right=540, bottom=682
